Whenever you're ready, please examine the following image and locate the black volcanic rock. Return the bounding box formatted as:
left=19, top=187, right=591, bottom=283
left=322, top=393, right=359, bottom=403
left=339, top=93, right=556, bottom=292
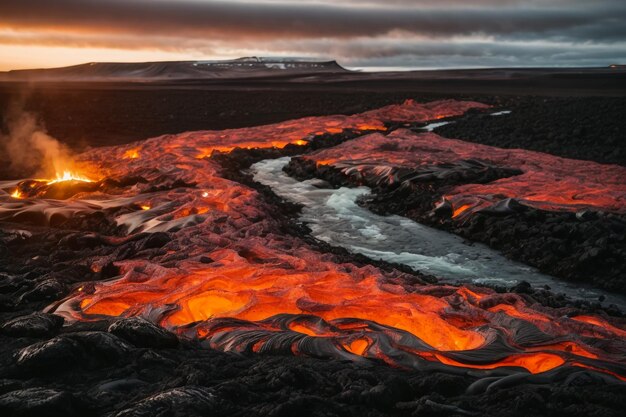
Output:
left=16, top=332, right=132, bottom=373
left=108, top=317, right=179, bottom=348
left=1, top=313, right=64, bottom=338
left=0, top=387, right=79, bottom=417
left=136, top=232, right=172, bottom=251
left=1, top=95, right=625, bottom=416
left=19, top=278, right=66, bottom=302
left=114, top=386, right=220, bottom=417
left=68, top=331, right=133, bottom=362
left=436, top=97, right=626, bottom=167
left=16, top=336, right=85, bottom=372
left=511, top=281, right=533, bottom=294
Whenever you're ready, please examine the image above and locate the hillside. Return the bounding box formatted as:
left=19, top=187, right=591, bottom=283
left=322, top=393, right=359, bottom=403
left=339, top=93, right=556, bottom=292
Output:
left=0, top=57, right=348, bottom=81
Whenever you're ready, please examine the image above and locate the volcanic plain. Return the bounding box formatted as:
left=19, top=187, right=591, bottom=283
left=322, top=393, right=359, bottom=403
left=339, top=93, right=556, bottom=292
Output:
left=1, top=66, right=626, bottom=417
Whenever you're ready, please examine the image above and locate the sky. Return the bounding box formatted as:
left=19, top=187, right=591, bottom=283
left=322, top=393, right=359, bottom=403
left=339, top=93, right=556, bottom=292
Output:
left=0, top=0, right=625, bottom=71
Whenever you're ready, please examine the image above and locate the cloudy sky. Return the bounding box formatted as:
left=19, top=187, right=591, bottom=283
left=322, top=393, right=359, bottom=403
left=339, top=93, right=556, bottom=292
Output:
left=0, top=0, right=625, bottom=70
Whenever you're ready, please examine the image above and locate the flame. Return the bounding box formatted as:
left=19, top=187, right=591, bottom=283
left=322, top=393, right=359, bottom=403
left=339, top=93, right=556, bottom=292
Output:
left=140, top=205, right=151, bottom=211
left=10, top=189, right=22, bottom=199
left=46, top=170, right=93, bottom=185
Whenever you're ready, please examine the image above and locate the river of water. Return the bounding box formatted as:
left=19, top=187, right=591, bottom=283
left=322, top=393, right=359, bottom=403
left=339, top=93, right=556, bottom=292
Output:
left=251, top=157, right=626, bottom=309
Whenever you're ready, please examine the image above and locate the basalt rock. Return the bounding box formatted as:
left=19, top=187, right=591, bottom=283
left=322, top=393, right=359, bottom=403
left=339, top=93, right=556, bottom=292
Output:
left=15, top=331, right=132, bottom=373
left=436, top=97, right=626, bottom=167
left=15, top=336, right=85, bottom=372
left=1, top=312, right=64, bottom=338
left=0, top=387, right=80, bottom=417
left=109, top=317, right=179, bottom=349
left=114, top=386, right=221, bottom=417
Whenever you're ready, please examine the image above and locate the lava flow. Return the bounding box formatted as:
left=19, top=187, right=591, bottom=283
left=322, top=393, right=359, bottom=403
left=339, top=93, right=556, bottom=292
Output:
left=3, top=169, right=96, bottom=201
left=299, top=129, right=626, bottom=218
left=46, top=170, right=93, bottom=185
left=1, top=100, right=624, bottom=385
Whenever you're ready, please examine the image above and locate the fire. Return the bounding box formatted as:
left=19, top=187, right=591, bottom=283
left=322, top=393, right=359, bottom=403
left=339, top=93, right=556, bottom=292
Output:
left=46, top=170, right=93, bottom=185
left=140, top=205, right=151, bottom=211
left=2, top=168, right=96, bottom=201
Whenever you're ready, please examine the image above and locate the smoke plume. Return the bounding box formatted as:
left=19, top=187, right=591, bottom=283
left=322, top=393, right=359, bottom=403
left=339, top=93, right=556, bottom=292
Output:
left=1, top=99, right=75, bottom=178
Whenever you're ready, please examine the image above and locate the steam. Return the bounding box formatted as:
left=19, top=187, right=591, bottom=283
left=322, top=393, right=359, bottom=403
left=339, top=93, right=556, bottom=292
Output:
left=1, top=99, right=75, bottom=178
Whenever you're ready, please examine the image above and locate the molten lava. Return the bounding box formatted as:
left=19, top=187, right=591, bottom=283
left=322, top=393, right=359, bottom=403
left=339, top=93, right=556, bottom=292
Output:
left=1, top=168, right=97, bottom=201
left=123, top=149, right=140, bottom=159
left=0, top=100, right=623, bottom=383
left=300, top=129, right=626, bottom=218
left=46, top=170, right=93, bottom=185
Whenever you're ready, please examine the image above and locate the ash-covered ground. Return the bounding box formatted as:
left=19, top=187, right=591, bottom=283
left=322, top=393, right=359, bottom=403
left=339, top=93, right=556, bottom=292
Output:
left=1, top=81, right=625, bottom=417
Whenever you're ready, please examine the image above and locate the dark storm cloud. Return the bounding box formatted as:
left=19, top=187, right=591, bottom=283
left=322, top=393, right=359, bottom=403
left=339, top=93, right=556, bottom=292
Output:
left=0, top=0, right=624, bottom=68
left=1, top=0, right=625, bottom=43
left=280, top=37, right=626, bottom=68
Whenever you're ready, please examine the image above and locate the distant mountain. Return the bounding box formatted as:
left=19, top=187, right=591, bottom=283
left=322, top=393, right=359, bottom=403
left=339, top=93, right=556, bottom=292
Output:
left=0, top=57, right=349, bottom=81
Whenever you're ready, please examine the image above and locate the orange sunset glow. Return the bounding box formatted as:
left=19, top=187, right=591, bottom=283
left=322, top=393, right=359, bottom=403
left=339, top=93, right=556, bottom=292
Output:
left=0, top=2, right=624, bottom=416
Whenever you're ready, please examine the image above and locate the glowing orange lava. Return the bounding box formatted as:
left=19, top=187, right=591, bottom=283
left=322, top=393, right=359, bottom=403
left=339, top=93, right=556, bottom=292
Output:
left=0, top=99, right=617, bottom=381
left=46, top=170, right=93, bottom=185
left=123, top=149, right=140, bottom=159
left=452, top=204, right=472, bottom=218
left=302, top=130, right=626, bottom=218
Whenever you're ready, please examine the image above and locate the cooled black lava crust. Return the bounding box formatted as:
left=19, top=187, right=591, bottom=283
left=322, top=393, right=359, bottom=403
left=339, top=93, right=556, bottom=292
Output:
left=436, top=97, right=626, bottom=167
left=2, top=132, right=625, bottom=417
left=1, top=87, right=625, bottom=416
